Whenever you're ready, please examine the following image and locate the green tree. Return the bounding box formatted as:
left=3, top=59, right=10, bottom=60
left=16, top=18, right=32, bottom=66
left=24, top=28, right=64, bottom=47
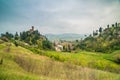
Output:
left=115, top=22, right=118, bottom=27
left=37, top=39, right=43, bottom=49
left=99, top=27, right=102, bottom=33
left=42, top=40, right=52, bottom=49
left=107, top=25, right=109, bottom=28
left=14, top=41, right=18, bottom=47
left=1, top=32, right=13, bottom=40
left=15, top=32, right=19, bottom=40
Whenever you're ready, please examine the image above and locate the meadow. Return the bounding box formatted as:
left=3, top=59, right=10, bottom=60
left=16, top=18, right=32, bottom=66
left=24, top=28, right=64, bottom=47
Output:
left=0, top=42, right=120, bottom=80
left=35, top=50, right=120, bottom=73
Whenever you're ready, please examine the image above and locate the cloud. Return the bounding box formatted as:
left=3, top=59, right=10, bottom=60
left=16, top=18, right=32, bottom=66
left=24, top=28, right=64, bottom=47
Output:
left=0, top=0, right=120, bottom=34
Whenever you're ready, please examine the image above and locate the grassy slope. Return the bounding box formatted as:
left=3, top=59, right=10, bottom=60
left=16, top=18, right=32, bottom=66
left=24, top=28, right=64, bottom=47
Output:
left=0, top=43, right=56, bottom=80
left=0, top=42, right=120, bottom=80
left=45, top=50, right=120, bottom=73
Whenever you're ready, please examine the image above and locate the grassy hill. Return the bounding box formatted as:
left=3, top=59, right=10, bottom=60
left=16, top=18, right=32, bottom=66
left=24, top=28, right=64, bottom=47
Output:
left=43, top=50, right=120, bottom=73
left=0, top=42, right=55, bottom=80
left=77, top=23, right=120, bottom=53
left=0, top=42, right=120, bottom=80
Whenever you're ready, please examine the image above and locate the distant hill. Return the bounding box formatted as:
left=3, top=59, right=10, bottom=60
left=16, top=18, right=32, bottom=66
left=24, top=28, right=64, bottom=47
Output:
left=45, top=33, right=87, bottom=41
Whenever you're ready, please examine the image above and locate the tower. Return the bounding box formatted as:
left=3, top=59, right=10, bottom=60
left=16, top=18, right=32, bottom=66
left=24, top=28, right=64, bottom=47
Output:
left=32, top=26, right=34, bottom=31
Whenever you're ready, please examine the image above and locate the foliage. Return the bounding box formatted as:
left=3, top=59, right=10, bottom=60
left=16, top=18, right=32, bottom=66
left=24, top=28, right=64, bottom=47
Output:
left=14, top=32, right=19, bottom=40
left=113, top=52, right=120, bottom=64
left=0, top=27, right=52, bottom=50
left=19, top=30, right=43, bottom=45
left=14, top=41, right=19, bottom=47
left=0, top=43, right=120, bottom=80
left=45, top=51, right=120, bottom=73
left=114, top=54, right=120, bottom=64
left=42, top=40, right=52, bottom=49
left=76, top=22, right=120, bottom=53
left=1, top=32, right=14, bottom=40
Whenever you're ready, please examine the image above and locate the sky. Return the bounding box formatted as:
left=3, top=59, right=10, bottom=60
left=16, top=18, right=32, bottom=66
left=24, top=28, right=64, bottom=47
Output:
left=0, top=0, right=120, bottom=34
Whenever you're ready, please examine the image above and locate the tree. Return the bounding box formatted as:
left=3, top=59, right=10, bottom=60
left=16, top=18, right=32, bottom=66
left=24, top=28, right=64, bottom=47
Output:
left=15, top=32, right=19, bottom=40
left=1, top=32, right=13, bottom=40
left=68, top=44, right=71, bottom=52
left=115, top=22, right=118, bottom=27
left=14, top=41, right=18, bottom=47
left=112, top=24, right=114, bottom=27
left=93, top=30, right=98, bottom=36
left=20, top=31, right=27, bottom=41
left=107, top=25, right=109, bottom=28
left=76, top=40, right=79, bottom=42
left=42, top=40, right=52, bottom=49
left=19, top=29, right=43, bottom=45
left=37, top=39, right=43, bottom=49
left=99, top=27, right=102, bottom=33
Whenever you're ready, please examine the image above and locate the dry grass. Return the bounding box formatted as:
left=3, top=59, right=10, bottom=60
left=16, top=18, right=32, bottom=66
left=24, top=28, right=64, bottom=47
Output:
left=0, top=43, right=120, bottom=80
left=14, top=54, right=120, bottom=80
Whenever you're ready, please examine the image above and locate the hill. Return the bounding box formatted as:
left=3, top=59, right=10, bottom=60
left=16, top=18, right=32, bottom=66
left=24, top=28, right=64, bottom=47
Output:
left=0, top=41, right=120, bottom=80
left=0, top=26, right=53, bottom=50
left=45, top=33, right=86, bottom=41
left=77, top=22, right=120, bottom=53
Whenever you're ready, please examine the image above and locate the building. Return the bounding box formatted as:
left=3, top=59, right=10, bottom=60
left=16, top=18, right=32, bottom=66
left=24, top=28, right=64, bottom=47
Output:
left=29, top=26, right=34, bottom=32
left=55, top=45, right=63, bottom=52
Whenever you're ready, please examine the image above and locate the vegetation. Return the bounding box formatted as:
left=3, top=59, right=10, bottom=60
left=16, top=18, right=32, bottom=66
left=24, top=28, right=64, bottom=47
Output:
left=0, top=26, right=53, bottom=50
left=0, top=23, right=120, bottom=80
left=40, top=50, right=120, bottom=73
left=76, top=22, right=120, bottom=53
left=0, top=42, right=120, bottom=80
left=113, top=50, right=120, bottom=63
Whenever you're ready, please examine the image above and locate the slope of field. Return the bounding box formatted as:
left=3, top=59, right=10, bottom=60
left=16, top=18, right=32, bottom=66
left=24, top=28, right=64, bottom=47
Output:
left=44, top=50, right=120, bottom=73
left=0, top=42, right=120, bottom=80
left=0, top=43, right=55, bottom=80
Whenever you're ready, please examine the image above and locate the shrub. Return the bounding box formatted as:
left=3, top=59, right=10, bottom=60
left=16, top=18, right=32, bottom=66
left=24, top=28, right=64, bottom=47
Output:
left=14, top=41, right=19, bottom=47
left=0, top=58, right=3, bottom=65
left=114, top=53, right=120, bottom=63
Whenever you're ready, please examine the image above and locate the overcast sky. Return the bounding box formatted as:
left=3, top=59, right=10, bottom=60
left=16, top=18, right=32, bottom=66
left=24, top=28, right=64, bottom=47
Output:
left=0, top=0, right=120, bottom=34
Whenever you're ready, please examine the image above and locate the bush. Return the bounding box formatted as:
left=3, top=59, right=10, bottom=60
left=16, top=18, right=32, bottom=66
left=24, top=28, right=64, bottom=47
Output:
left=114, top=53, right=120, bottom=64
left=14, top=41, right=19, bottom=47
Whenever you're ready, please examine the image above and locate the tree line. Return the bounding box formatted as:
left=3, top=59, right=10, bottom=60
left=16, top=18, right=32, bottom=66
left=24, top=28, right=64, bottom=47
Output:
left=76, top=22, right=120, bottom=53
left=0, top=27, right=53, bottom=50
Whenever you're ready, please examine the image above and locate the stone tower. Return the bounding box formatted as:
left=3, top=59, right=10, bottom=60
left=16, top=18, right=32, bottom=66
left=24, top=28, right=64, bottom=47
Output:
left=29, top=26, right=34, bottom=32
left=32, top=26, right=34, bottom=31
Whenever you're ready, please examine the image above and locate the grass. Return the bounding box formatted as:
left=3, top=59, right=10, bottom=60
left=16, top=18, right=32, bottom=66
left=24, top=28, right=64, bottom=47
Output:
left=43, top=50, right=120, bottom=73
left=0, top=42, right=120, bottom=80
left=0, top=43, right=56, bottom=80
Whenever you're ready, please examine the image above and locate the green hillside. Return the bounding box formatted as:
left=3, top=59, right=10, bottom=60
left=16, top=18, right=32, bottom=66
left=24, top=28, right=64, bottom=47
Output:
left=0, top=42, right=55, bottom=80
left=0, top=41, right=120, bottom=80
left=0, top=0, right=120, bottom=80
left=77, top=23, right=120, bottom=53
left=39, top=50, right=120, bottom=74
left=0, top=23, right=120, bottom=80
